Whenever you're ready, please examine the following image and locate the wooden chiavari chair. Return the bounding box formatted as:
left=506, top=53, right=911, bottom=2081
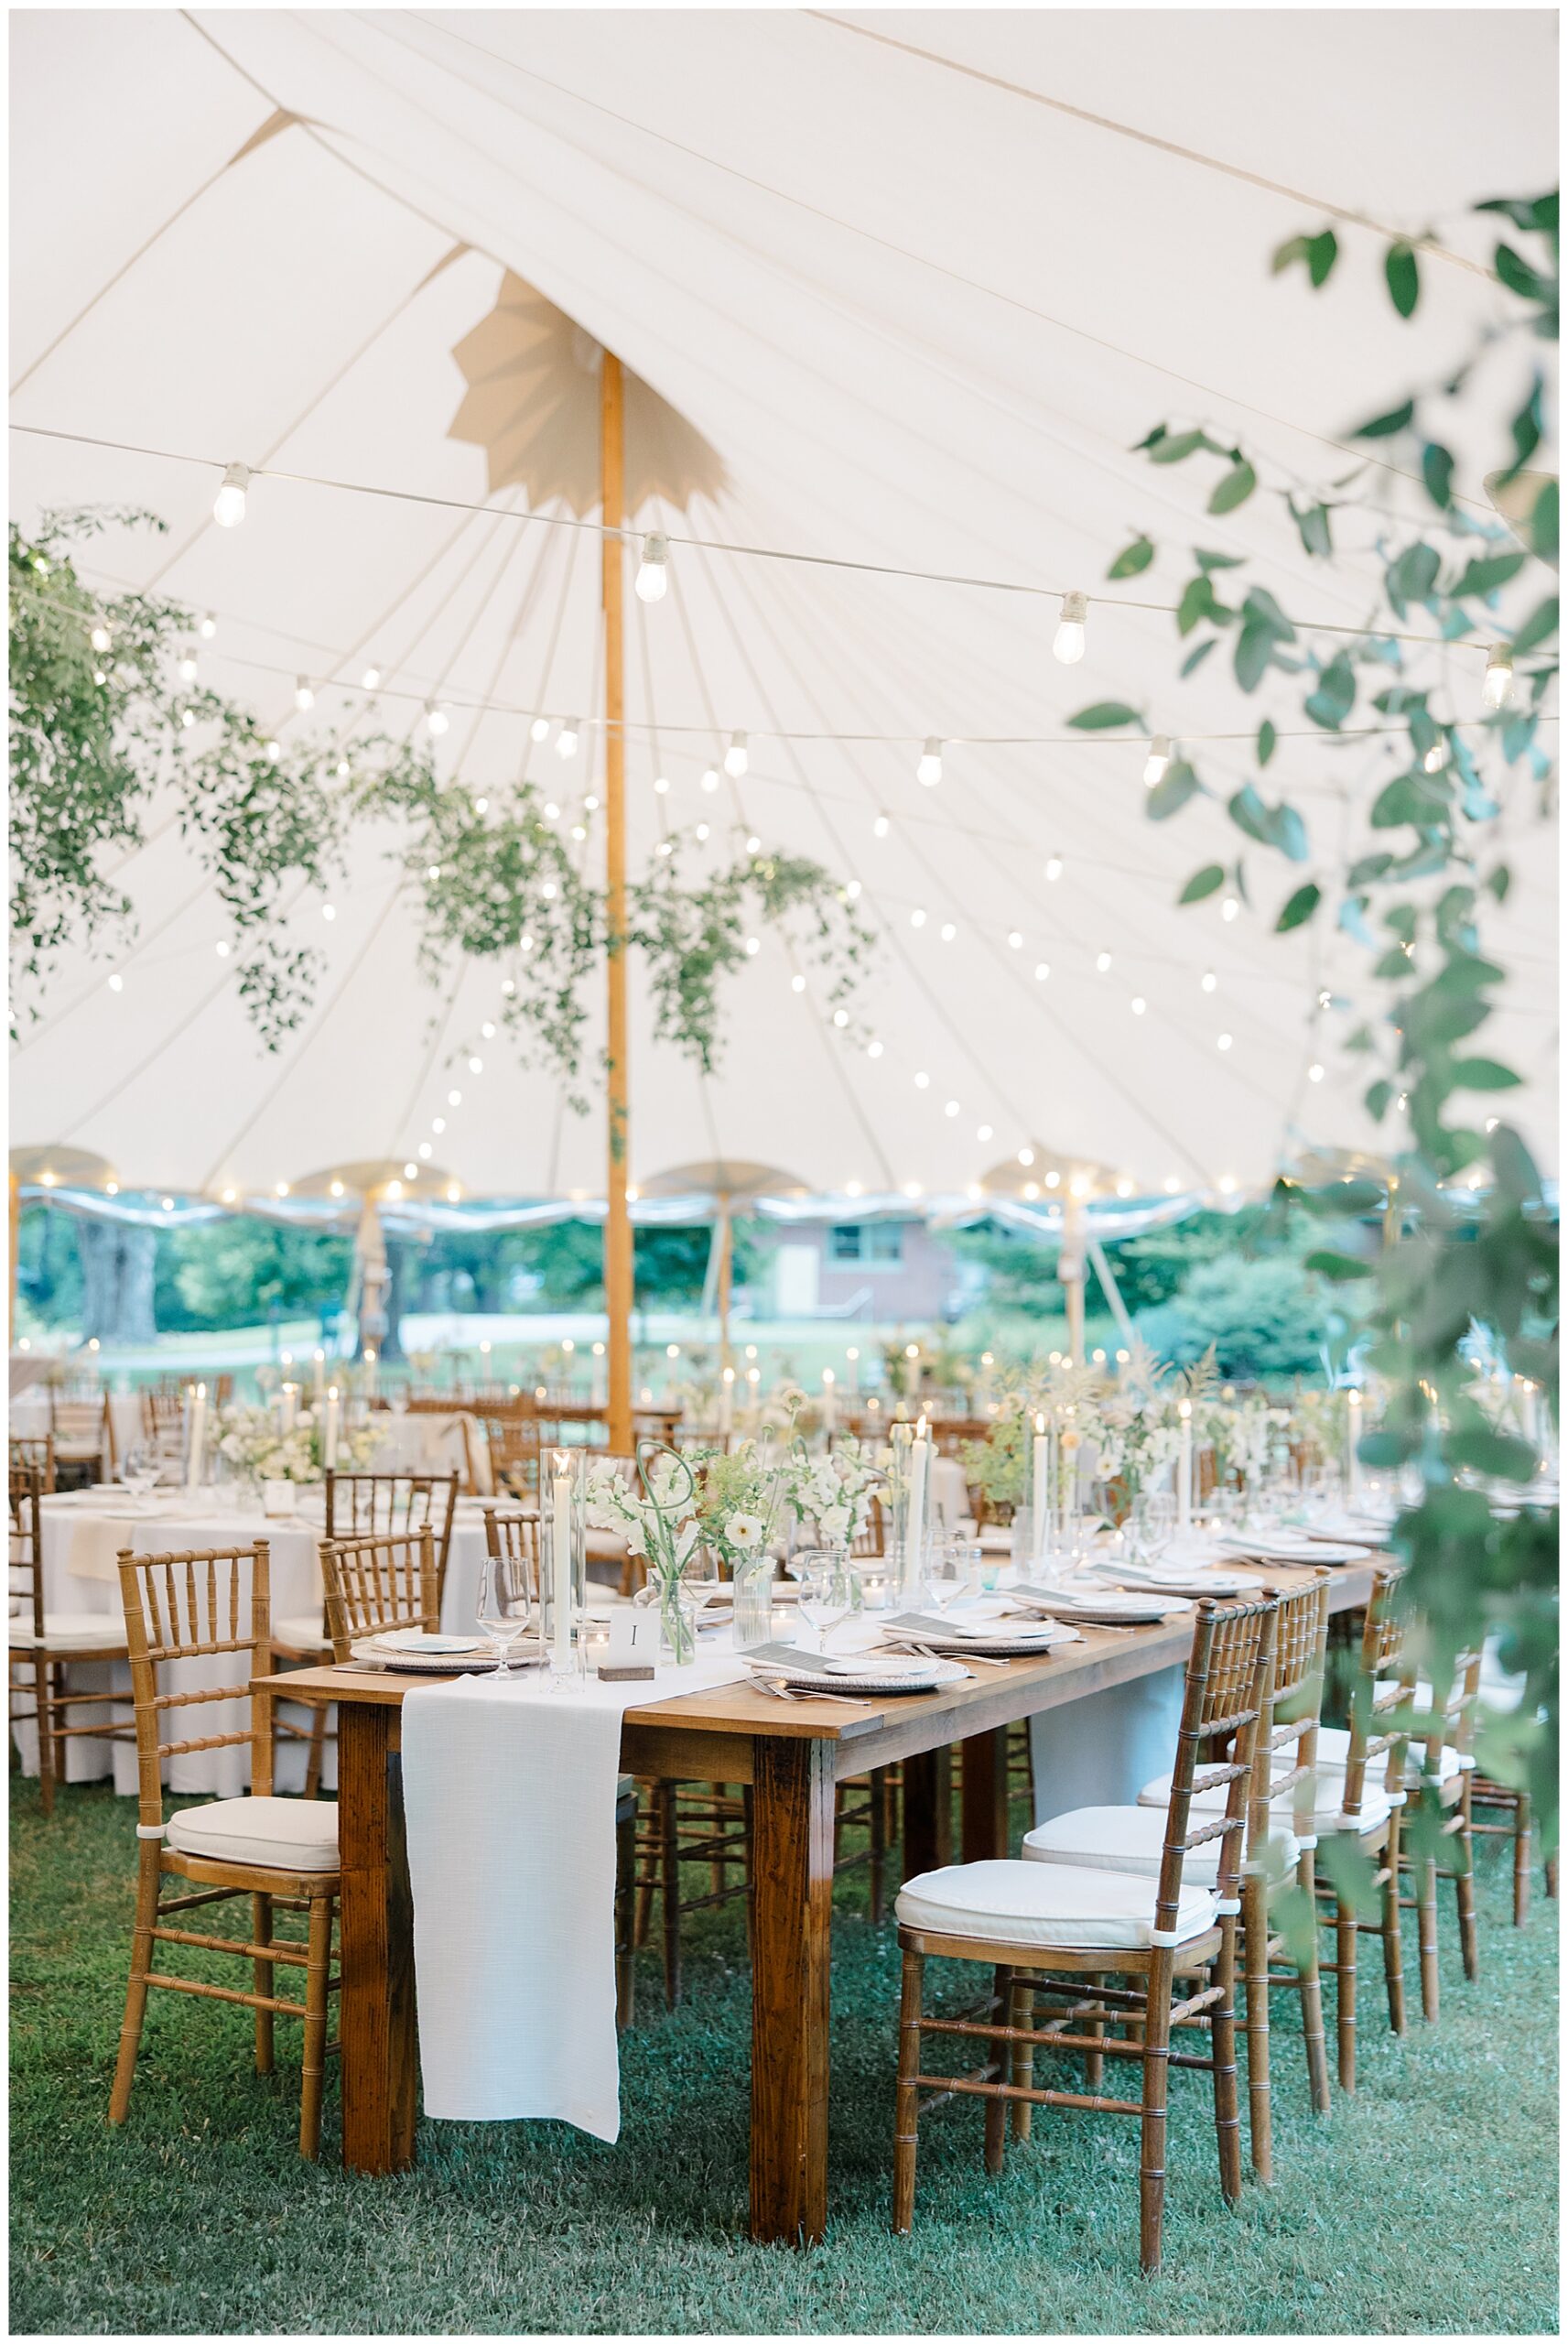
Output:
left=484, top=1415, right=542, bottom=1503
left=1391, top=1645, right=1482, bottom=2022
left=892, top=1594, right=1275, bottom=2272
left=1313, top=1565, right=1411, bottom=2090
left=108, top=1541, right=340, bottom=2157
left=140, top=1384, right=188, bottom=1470
left=8, top=1432, right=55, bottom=1492
left=49, top=1389, right=114, bottom=1483
left=318, top=1526, right=439, bottom=1656
left=8, top=1460, right=129, bottom=1813
left=271, top=1474, right=457, bottom=1796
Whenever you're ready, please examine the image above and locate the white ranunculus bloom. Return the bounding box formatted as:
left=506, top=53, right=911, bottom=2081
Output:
left=727, top=1513, right=764, bottom=1550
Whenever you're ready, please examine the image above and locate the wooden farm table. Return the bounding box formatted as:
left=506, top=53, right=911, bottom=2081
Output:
left=256, top=1556, right=1375, bottom=2244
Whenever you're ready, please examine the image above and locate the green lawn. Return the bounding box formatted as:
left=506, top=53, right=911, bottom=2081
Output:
left=10, top=1776, right=1557, bottom=2336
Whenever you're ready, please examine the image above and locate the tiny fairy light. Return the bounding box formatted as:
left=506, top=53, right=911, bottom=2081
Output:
left=1044, top=854, right=1063, bottom=881
left=295, top=677, right=315, bottom=711
left=90, top=623, right=112, bottom=654
left=199, top=613, right=217, bottom=640
left=362, top=663, right=382, bottom=690
left=1053, top=590, right=1087, bottom=664
left=917, top=736, right=943, bottom=786
left=1483, top=642, right=1513, bottom=710
left=1142, top=734, right=1172, bottom=787
left=425, top=701, right=449, bottom=736
left=212, top=461, right=251, bottom=527
left=634, top=531, right=668, bottom=602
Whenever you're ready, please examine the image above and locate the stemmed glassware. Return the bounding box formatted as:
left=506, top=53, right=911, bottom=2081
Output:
left=476, top=1549, right=535, bottom=1675
left=1132, top=1491, right=1176, bottom=1566
left=927, top=1536, right=976, bottom=1616
left=798, top=1550, right=853, bottom=1655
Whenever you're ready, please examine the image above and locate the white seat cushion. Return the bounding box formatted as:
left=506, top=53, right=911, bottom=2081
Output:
left=896, top=1858, right=1219, bottom=1952
left=273, top=1612, right=330, bottom=1651
left=1314, top=1724, right=1470, bottom=1784
left=10, top=1610, right=126, bottom=1651
left=166, top=1795, right=339, bottom=1872
left=1022, top=1805, right=1298, bottom=1888
left=1137, top=1768, right=1394, bottom=1836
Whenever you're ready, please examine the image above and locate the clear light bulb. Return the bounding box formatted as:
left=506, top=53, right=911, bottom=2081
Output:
left=425, top=702, right=449, bottom=736
left=295, top=677, right=315, bottom=711
left=634, top=530, right=668, bottom=602
left=1483, top=642, right=1513, bottom=710
left=1221, top=895, right=1239, bottom=922
left=724, top=731, right=749, bottom=777
left=873, top=813, right=891, bottom=838
left=557, top=719, right=579, bottom=759
left=362, top=665, right=382, bottom=691
left=700, top=765, right=719, bottom=792
left=178, top=652, right=199, bottom=683
left=1308, top=1061, right=1325, bottom=1082
left=1142, top=733, right=1172, bottom=787
left=1033, top=961, right=1050, bottom=981
left=917, top=736, right=943, bottom=786
left=1053, top=590, right=1087, bottom=664
left=90, top=623, right=112, bottom=654
left=653, top=775, right=669, bottom=794
left=1096, top=950, right=1112, bottom=972
left=213, top=461, right=251, bottom=527
left=1044, top=854, right=1063, bottom=881
left=199, top=613, right=217, bottom=641
left=530, top=716, right=550, bottom=743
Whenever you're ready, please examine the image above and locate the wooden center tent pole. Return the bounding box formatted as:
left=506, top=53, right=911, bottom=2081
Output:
left=600, top=351, right=634, bottom=1455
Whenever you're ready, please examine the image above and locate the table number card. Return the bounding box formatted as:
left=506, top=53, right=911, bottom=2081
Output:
left=598, top=1607, right=657, bottom=1679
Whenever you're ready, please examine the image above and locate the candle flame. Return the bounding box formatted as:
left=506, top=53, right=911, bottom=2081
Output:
left=1178, top=1398, right=1192, bottom=1419
left=1034, top=1413, right=1046, bottom=1435
left=915, top=1415, right=928, bottom=1438
left=553, top=1449, right=571, bottom=1475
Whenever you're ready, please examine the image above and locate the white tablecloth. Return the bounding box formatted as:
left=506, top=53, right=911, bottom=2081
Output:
left=1028, top=1666, right=1187, bottom=1825
left=16, top=1490, right=491, bottom=1795
left=403, top=1645, right=750, bottom=2137
left=10, top=1390, right=143, bottom=1458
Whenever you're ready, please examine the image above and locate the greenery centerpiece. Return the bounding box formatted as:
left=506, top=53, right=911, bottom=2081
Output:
left=215, top=1402, right=381, bottom=1489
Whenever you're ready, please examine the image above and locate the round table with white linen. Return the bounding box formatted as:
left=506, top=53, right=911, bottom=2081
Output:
left=16, top=1487, right=490, bottom=1796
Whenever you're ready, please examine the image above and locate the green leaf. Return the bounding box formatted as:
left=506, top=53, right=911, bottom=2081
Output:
left=1289, top=498, right=1334, bottom=558
left=1148, top=428, right=1215, bottom=466
left=1387, top=541, right=1440, bottom=617
left=1257, top=719, right=1277, bottom=767
left=1511, top=595, right=1559, bottom=658
left=1353, top=398, right=1415, bottom=441
left=1176, top=572, right=1228, bottom=637
left=1194, top=549, right=1247, bottom=571
left=1530, top=477, right=1558, bottom=561
left=1146, top=762, right=1200, bottom=820
left=1272, top=227, right=1339, bottom=287
left=1067, top=701, right=1143, bottom=731
left=1346, top=851, right=1394, bottom=886
left=1385, top=241, right=1420, bottom=318
left=1476, top=192, right=1559, bottom=234
left=1234, top=621, right=1276, bottom=693
left=1304, top=1248, right=1373, bottom=1282
left=1448, top=1057, right=1522, bottom=1091
left=1276, top=881, right=1321, bottom=932
left=1107, top=535, right=1155, bottom=580
left=1494, top=241, right=1554, bottom=306
left=1132, top=424, right=1169, bottom=452
left=1179, top=863, right=1227, bottom=905
left=1364, top=1080, right=1393, bottom=1120
left=1485, top=863, right=1512, bottom=904
left=1179, top=638, right=1218, bottom=678
left=1444, top=1427, right=1539, bottom=1483
left=1421, top=442, right=1454, bottom=509
left=1453, top=548, right=1527, bottom=601
left=1303, top=653, right=1357, bottom=731
left=1208, top=459, right=1257, bottom=515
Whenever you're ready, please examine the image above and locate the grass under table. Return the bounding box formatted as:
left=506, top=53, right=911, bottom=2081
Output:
left=9, top=1774, right=1558, bottom=2335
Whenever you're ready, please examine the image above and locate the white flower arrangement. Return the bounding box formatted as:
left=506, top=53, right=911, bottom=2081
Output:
left=216, top=1402, right=381, bottom=1485
left=782, top=1435, right=881, bottom=1546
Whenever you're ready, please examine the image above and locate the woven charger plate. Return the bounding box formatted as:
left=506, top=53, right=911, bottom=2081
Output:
left=349, top=1633, right=543, bottom=1675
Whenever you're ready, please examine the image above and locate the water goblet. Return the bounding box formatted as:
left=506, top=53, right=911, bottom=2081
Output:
left=476, top=1550, right=534, bottom=1676
left=798, top=1550, right=853, bottom=1655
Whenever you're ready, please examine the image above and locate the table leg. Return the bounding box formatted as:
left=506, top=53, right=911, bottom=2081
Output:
left=960, top=1726, right=1010, bottom=1861
left=338, top=1702, right=417, bottom=2173
left=903, top=1746, right=953, bottom=1878
left=749, top=1734, right=835, bottom=2244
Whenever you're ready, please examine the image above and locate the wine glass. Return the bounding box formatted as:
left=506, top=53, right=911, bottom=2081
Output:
left=927, top=1536, right=975, bottom=1617
left=476, top=1550, right=534, bottom=1675
left=119, top=1445, right=157, bottom=1500
left=798, top=1550, right=853, bottom=1655
left=1133, top=1491, right=1176, bottom=1566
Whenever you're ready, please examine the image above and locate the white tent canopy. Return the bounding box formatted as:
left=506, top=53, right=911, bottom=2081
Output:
left=10, top=9, right=1558, bottom=1205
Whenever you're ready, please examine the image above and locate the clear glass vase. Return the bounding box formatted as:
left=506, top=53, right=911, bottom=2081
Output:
left=655, top=1574, right=697, bottom=1666
left=730, top=1557, right=775, bottom=1652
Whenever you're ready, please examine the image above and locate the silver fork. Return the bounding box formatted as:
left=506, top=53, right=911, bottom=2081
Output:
left=885, top=1636, right=1009, bottom=1669
left=746, top=1673, right=872, bottom=1709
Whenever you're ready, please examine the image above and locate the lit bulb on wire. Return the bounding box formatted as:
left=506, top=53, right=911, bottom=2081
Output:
left=917, top=736, right=943, bottom=786
left=557, top=718, right=580, bottom=759
left=1483, top=642, right=1513, bottom=711
left=634, top=531, right=668, bottom=602
left=724, top=732, right=749, bottom=778
left=90, top=623, right=112, bottom=655
left=199, top=613, right=217, bottom=641
left=530, top=716, right=550, bottom=743
left=362, top=664, right=382, bottom=691
left=1142, top=734, right=1172, bottom=787
left=425, top=701, right=449, bottom=737
left=700, top=765, right=719, bottom=792
left=212, top=461, right=251, bottom=527
left=1053, top=590, right=1087, bottom=664
left=178, top=650, right=199, bottom=683
left=295, top=677, right=315, bottom=711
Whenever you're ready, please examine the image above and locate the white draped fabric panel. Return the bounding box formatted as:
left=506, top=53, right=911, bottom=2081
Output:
left=8, top=12, right=1558, bottom=1199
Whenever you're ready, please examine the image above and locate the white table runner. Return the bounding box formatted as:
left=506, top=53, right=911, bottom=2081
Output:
left=402, top=1648, right=749, bottom=2139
